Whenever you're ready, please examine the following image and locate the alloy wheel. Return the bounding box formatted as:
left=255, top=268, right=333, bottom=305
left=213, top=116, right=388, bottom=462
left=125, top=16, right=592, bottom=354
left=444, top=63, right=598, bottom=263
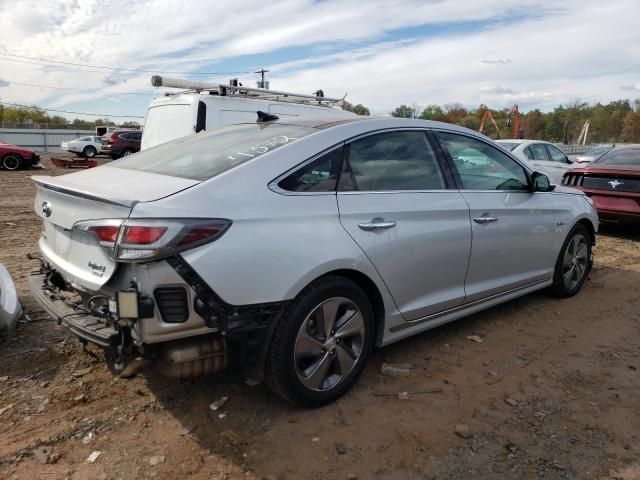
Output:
left=294, top=297, right=365, bottom=392
left=562, top=233, right=588, bottom=290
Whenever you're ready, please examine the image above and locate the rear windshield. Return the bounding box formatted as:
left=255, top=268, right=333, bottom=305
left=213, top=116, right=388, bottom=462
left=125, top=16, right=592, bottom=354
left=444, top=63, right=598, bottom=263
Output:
left=111, top=123, right=315, bottom=180
left=496, top=142, right=519, bottom=152
left=583, top=146, right=611, bottom=157
left=594, top=148, right=640, bottom=166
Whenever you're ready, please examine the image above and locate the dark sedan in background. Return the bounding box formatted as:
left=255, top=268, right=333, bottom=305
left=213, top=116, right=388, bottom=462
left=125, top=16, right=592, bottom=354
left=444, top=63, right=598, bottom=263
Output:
left=563, top=145, right=640, bottom=223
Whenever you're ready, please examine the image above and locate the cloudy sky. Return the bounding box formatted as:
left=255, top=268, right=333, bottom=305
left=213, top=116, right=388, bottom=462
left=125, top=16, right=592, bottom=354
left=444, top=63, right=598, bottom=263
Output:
left=0, top=0, right=638, bottom=121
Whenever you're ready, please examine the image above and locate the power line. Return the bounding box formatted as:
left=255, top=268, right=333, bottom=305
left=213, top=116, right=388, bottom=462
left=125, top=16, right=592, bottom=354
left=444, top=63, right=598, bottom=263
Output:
left=0, top=101, right=144, bottom=119
left=0, top=52, right=250, bottom=76
left=2, top=80, right=156, bottom=96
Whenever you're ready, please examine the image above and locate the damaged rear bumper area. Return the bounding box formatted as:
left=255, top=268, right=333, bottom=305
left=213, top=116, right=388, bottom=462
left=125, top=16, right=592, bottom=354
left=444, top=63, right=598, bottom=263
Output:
left=29, top=271, right=120, bottom=348
left=28, top=257, right=285, bottom=380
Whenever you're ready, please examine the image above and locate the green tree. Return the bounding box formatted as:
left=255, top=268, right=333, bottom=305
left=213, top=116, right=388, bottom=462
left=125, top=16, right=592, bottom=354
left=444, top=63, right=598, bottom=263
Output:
left=419, top=104, right=445, bottom=121
left=391, top=104, right=418, bottom=118
left=343, top=101, right=370, bottom=116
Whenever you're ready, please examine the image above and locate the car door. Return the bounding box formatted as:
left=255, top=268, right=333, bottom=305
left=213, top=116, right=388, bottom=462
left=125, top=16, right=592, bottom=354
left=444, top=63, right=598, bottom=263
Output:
left=544, top=144, right=574, bottom=183
left=435, top=131, right=556, bottom=302
left=337, top=130, right=471, bottom=320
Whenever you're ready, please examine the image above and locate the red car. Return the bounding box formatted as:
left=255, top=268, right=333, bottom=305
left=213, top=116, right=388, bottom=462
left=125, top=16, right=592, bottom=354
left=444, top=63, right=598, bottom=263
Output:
left=0, top=143, right=41, bottom=171
left=562, top=145, right=640, bottom=223
left=101, top=130, right=141, bottom=159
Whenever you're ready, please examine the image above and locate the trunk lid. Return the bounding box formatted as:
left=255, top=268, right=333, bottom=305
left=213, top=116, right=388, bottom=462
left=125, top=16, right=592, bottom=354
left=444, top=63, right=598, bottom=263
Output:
left=33, top=168, right=199, bottom=291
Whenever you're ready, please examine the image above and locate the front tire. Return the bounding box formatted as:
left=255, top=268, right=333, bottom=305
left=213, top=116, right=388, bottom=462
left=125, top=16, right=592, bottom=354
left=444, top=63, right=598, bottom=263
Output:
left=551, top=223, right=592, bottom=297
left=267, top=276, right=375, bottom=407
left=83, top=146, right=97, bottom=158
left=2, top=154, right=22, bottom=171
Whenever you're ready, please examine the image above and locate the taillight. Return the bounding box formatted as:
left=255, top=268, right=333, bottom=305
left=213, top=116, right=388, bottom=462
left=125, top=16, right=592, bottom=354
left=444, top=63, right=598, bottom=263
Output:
left=74, top=218, right=231, bottom=263
left=121, top=226, right=167, bottom=244
left=88, top=225, right=119, bottom=243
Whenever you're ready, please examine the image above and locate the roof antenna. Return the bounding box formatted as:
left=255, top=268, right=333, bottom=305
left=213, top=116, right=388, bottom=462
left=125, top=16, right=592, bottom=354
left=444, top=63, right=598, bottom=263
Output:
left=257, top=111, right=279, bottom=123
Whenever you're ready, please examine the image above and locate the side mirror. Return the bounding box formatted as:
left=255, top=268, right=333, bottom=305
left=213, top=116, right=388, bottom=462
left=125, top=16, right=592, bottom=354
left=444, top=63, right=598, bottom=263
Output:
left=531, top=171, right=555, bottom=192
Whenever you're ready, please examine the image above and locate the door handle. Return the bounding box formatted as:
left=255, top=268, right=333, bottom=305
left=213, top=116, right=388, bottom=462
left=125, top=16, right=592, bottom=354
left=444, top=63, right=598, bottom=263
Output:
left=473, top=216, right=498, bottom=224
left=358, top=220, right=397, bottom=231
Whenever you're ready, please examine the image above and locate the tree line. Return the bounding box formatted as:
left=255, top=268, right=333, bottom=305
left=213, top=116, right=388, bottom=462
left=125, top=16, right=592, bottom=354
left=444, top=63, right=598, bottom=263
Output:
left=2, top=98, right=639, bottom=143
left=388, top=99, right=640, bottom=144
left=0, top=104, right=140, bottom=129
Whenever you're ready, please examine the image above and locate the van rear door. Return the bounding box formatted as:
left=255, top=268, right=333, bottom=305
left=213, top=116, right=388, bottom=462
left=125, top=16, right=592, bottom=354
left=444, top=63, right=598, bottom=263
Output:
left=141, top=102, right=195, bottom=150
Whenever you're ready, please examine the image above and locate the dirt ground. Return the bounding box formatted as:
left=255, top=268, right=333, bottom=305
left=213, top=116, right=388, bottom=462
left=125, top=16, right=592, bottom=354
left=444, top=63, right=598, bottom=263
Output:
left=1, top=154, right=640, bottom=480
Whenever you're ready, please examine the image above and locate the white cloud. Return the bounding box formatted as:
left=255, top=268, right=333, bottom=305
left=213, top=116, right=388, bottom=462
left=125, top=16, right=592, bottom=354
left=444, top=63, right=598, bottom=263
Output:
left=0, top=0, right=637, bottom=118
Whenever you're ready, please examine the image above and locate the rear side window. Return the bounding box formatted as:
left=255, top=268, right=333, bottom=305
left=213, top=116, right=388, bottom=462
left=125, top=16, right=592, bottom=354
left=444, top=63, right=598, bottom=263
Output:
left=339, top=131, right=446, bottom=191
left=112, top=123, right=315, bottom=180
left=278, top=147, right=343, bottom=192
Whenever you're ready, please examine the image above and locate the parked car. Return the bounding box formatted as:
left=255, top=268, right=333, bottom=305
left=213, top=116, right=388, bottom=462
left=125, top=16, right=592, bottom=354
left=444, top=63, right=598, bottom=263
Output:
left=572, top=145, right=613, bottom=165
left=61, top=136, right=103, bottom=158
left=0, top=262, right=21, bottom=340
left=497, top=139, right=574, bottom=184
left=0, top=143, right=41, bottom=170
left=562, top=145, right=640, bottom=223
left=101, top=131, right=141, bottom=159
left=30, top=117, right=597, bottom=406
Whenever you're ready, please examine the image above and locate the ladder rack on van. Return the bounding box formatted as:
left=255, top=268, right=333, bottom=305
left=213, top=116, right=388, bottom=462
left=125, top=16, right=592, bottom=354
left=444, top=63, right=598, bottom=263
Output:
left=151, top=75, right=346, bottom=107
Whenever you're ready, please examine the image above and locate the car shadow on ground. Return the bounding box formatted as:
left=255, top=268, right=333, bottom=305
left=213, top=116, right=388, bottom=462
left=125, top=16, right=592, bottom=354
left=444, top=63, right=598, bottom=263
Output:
left=598, top=222, right=640, bottom=241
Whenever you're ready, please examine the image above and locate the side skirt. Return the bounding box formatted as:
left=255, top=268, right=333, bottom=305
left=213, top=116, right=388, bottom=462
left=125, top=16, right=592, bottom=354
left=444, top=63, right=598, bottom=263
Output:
left=382, top=279, right=552, bottom=346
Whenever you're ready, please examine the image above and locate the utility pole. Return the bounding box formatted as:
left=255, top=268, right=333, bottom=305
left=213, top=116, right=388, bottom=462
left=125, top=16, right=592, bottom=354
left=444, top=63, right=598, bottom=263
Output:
left=255, top=69, right=270, bottom=89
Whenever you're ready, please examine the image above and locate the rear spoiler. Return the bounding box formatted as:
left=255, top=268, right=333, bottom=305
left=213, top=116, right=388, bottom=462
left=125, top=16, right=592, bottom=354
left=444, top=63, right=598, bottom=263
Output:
left=32, top=176, right=135, bottom=208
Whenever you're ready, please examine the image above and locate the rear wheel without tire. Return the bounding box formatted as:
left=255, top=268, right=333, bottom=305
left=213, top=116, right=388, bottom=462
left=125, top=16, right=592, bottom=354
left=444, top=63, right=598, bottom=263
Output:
left=121, top=149, right=133, bottom=157
left=267, top=276, right=375, bottom=407
left=2, top=154, right=22, bottom=171
left=551, top=223, right=592, bottom=297
left=83, top=146, right=97, bottom=158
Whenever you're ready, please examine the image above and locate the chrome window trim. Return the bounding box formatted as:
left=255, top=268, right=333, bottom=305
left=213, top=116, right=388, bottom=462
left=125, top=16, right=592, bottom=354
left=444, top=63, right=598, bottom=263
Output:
left=268, top=127, right=450, bottom=196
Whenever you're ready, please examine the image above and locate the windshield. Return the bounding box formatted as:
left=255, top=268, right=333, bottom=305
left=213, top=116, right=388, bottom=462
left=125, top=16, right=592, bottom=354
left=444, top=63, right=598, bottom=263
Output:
left=112, top=123, right=315, bottom=180
left=594, top=148, right=640, bottom=166
left=583, top=146, right=611, bottom=158
left=496, top=142, right=519, bottom=152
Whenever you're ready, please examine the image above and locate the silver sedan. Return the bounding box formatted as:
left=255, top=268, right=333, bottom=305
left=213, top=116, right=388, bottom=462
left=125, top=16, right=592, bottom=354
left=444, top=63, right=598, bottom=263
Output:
left=31, top=117, right=598, bottom=406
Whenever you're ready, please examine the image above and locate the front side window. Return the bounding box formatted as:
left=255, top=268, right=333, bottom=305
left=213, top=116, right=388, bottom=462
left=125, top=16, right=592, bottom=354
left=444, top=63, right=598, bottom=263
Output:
left=546, top=144, right=568, bottom=163
left=436, top=131, right=529, bottom=191
left=339, top=131, right=445, bottom=191
left=278, top=147, right=343, bottom=192
left=528, top=144, right=549, bottom=161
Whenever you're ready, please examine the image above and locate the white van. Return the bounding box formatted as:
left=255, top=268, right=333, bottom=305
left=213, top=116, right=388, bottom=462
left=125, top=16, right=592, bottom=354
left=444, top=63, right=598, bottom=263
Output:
left=141, top=76, right=357, bottom=150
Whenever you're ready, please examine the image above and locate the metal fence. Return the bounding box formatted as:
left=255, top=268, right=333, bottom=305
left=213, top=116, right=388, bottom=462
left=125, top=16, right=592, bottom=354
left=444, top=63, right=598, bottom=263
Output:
left=0, top=128, right=95, bottom=153
left=555, top=144, right=591, bottom=155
